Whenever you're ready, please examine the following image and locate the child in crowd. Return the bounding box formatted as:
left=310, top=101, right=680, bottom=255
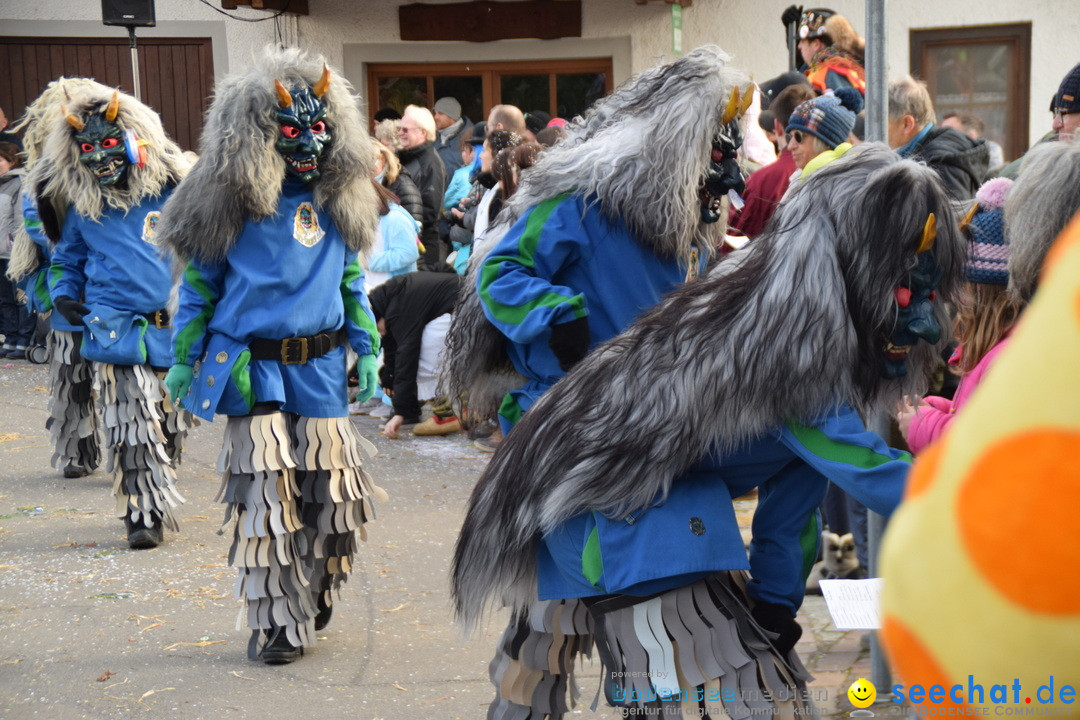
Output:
left=899, top=177, right=1020, bottom=452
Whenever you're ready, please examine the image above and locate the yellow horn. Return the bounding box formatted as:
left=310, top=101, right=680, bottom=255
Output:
left=275, top=79, right=293, bottom=108
left=313, top=64, right=331, bottom=98
left=738, top=83, right=755, bottom=117
left=917, top=212, right=937, bottom=254
left=105, top=89, right=120, bottom=122
left=722, top=87, right=740, bottom=125
left=62, top=106, right=85, bottom=131
left=958, top=202, right=978, bottom=231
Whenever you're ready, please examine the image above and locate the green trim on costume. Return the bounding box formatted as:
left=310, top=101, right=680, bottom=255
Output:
left=173, top=262, right=217, bottom=364
left=33, top=272, right=53, bottom=310
left=582, top=516, right=604, bottom=589
left=341, top=257, right=380, bottom=355
left=799, top=510, right=821, bottom=580
left=787, top=421, right=912, bottom=468
left=230, top=348, right=255, bottom=412
left=497, top=393, right=523, bottom=427
left=479, top=194, right=587, bottom=325
left=48, top=264, right=64, bottom=292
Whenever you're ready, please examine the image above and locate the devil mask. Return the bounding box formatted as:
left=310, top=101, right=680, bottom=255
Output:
left=700, top=84, right=752, bottom=224
left=72, top=93, right=129, bottom=187
left=274, top=69, right=332, bottom=184
left=882, top=240, right=943, bottom=379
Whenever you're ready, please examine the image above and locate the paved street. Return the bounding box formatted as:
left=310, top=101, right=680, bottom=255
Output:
left=0, top=358, right=874, bottom=719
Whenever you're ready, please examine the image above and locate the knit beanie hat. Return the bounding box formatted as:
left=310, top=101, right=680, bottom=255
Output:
left=785, top=87, right=863, bottom=149
left=1052, top=62, right=1080, bottom=114
left=964, top=177, right=1013, bottom=285
left=432, top=97, right=462, bottom=122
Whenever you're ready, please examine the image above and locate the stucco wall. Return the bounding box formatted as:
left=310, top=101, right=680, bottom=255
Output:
left=681, top=0, right=1079, bottom=148
left=3, top=0, right=1076, bottom=146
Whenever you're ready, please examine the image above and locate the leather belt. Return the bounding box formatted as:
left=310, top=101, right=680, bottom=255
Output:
left=143, top=309, right=171, bottom=329
left=248, top=329, right=346, bottom=365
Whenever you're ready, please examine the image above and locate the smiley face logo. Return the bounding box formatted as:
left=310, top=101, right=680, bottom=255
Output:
left=848, top=678, right=876, bottom=708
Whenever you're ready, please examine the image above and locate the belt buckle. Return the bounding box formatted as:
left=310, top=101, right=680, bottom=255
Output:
left=281, top=337, right=309, bottom=365
left=154, top=310, right=168, bottom=329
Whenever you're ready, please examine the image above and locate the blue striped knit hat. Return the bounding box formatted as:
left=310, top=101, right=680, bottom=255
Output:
left=964, top=177, right=1013, bottom=285
left=785, top=87, right=863, bottom=149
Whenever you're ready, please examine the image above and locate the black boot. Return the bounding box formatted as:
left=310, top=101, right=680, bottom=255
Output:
left=63, top=463, right=90, bottom=478
left=314, top=591, right=333, bottom=631
left=125, top=515, right=163, bottom=549
left=261, top=628, right=303, bottom=665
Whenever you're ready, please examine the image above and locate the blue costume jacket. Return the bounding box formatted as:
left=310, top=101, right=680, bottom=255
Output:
left=172, top=181, right=379, bottom=421
left=537, top=406, right=911, bottom=613
left=49, top=191, right=175, bottom=365
left=478, top=193, right=704, bottom=426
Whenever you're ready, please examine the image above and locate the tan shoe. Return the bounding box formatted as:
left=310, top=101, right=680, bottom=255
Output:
left=412, top=416, right=462, bottom=436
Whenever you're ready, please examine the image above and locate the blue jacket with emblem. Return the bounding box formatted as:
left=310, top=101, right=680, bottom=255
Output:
left=48, top=190, right=176, bottom=364
left=172, top=182, right=379, bottom=420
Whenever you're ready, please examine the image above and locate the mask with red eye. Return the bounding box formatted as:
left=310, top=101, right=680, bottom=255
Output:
left=882, top=252, right=944, bottom=379
left=74, top=112, right=130, bottom=187
left=274, top=86, right=332, bottom=183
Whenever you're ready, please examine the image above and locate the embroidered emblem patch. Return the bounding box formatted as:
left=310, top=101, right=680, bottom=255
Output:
left=141, top=211, right=161, bottom=245
left=685, top=247, right=700, bottom=282
left=293, top=201, right=325, bottom=247
left=689, top=517, right=706, bottom=535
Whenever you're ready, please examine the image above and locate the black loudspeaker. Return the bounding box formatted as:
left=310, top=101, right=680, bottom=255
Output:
left=101, top=0, right=156, bottom=27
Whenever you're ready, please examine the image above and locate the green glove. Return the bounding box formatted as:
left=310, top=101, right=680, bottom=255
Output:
left=164, top=363, right=194, bottom=405
left=355, top=354, right=379, bottom=404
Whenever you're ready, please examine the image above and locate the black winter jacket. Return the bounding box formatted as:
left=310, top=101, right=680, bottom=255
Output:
left=397, top=143, right=447, bottom=267
left=369, top=270, right=464, bottom=422
left=386, top=171, right=424, bottom=225
left=908, top=126, right=990, bottom=201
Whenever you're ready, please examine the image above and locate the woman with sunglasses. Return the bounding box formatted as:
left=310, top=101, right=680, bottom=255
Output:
left=784, top=88, right=863, bottom=179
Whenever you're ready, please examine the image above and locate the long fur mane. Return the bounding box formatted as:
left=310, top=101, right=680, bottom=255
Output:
left=451, top=143, right=966, bottom=630
left=9, top=78, right=143, bottom=282
left=29, top=82, right=188, bottom=223
left=441, top=45, right=749, bottom=425
left=157, top=46, right=378, bottom=263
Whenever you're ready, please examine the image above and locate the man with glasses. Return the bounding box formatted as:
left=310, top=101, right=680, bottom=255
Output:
left=886, top=75, right=988, bottom=200
left=397, top=105, right=447, bottom=270
left=995, top=61, right=1078, bottom=180
left=1051, top=62, right=1080, bottom=143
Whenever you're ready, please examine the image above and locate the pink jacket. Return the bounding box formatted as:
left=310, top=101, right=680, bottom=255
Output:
left=906, top=338, right=1011, bottom=454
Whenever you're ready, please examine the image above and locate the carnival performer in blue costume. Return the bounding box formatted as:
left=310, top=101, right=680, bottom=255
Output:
left=158, top=48, right=385, bottom=665
left=29, top=82, right=191, bottom=550
left=451, top=136, right=966, bottom=718
left=441, top=46, right=760, bottom=718
left=6, top=79, right=110, bottom=481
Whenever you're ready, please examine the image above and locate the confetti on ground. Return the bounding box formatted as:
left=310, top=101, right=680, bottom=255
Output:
left=380, top=603, right=409, bottom=613
left=164, top=640, right=225, bottom=650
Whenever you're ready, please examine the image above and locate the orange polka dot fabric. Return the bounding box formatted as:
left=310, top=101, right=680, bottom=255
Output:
left=881, top=211, right=1080, bottom=711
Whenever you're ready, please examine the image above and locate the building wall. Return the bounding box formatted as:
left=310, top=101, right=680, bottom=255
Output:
left=2, top=0, right=1075, bottom=147
left=681, top=0, right=1079, bottom=147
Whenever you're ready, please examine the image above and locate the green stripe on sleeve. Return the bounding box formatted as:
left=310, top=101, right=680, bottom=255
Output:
left=341, top=258, right=380, bottom=356
left=479, top=194, right=586, bottom=325
left=173, top=263, right=217, bottom=364
left=787, top=422, right=912, bottom=468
